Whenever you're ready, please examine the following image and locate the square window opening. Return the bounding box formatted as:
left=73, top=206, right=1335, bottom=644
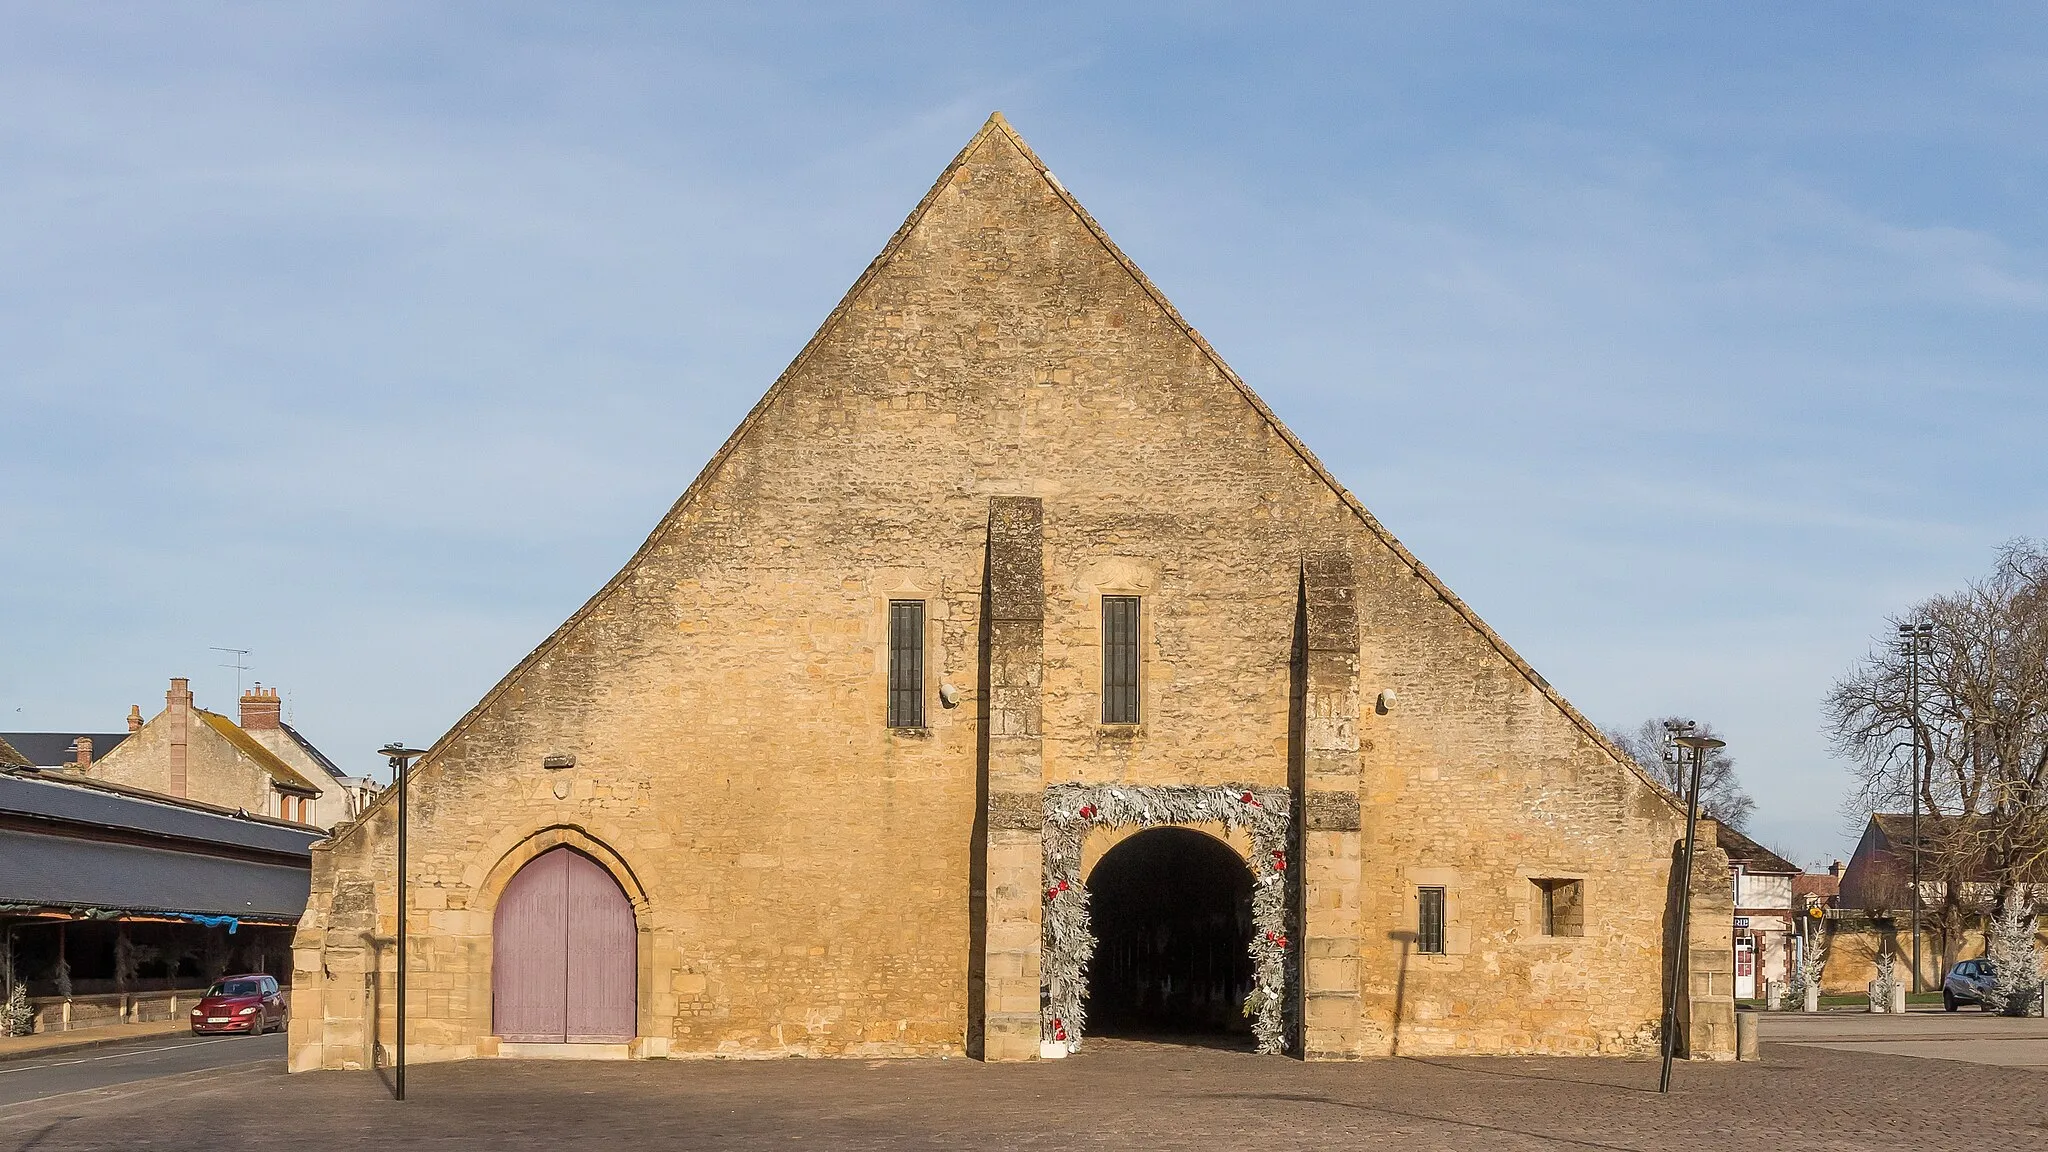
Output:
left=887, top=600, right=926, bottom=729
left=1416, top=886, right=1446, bottom=955
left=1535, top=878, right=1584, bottom=937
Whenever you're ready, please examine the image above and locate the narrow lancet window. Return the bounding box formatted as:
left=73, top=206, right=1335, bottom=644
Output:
left=1418, top=887, right=1447, bottom=954
left=1101, top=595, right=1141, bottom=724
left=887, top=600, right=925, bottom=728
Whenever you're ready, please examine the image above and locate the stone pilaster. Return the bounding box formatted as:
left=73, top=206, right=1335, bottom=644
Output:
left=1299, top=550, right=1364, bottom=1059
left=980, top=496, right=1045, bottom=1062
left=1680, top=819, right=1737, bottom=1060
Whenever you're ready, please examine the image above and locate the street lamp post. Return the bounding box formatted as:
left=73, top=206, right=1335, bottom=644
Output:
left=378, top=743, right=429, bottom=1102
left=1898, top=622, right=1932, bottom=993
left=1660, top=731, right=1727, bottom=1095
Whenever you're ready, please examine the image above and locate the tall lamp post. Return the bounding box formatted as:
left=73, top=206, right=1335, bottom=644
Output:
left=1898, top=621, right=1932, bottom=993
left=378, top=743, right=429, bottom=1102
left=1660, top=730, right=1727, bottom=1095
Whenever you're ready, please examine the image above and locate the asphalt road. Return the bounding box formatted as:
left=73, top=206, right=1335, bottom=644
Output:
left=1759, top=1008, right=2048, bottom=1069
left=0, top=1031, right=285, bottom=1109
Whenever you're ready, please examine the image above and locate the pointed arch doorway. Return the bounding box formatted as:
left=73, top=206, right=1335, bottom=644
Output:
left=1085, top=827, right=1256, bottom=1042
left=492, top=846, right=637, bottom=1043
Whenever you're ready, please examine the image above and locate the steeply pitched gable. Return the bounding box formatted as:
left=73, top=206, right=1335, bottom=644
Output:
left=355, top=112, right=1670, bottom=813
left=198, top=711, right=321, bottom=794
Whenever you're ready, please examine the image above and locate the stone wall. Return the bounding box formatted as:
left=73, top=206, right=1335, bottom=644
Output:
left=290, top=115, right=1723, bottom=1070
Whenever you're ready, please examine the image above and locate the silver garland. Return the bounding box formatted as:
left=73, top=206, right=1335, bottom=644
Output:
left=1040, top=782, right=1294, bottom=1054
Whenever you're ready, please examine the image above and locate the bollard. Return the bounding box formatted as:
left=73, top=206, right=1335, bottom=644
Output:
left=1889, top=982, right=1907, bottom=1015
left=1735, top=1009, right=1759, bottom=1061
left=1803, top=985, right=1819, bottom=1013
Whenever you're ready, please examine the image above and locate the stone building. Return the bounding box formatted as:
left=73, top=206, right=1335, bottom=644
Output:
left=288, top=114, right=1733, bottom=1071
left=77, top=679, right=357, bottom=829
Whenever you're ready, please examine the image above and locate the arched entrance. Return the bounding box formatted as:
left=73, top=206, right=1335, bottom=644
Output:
left=1085, top=827, right=1254, bottom=1040
left=492, top=846, right=637, bottom=1043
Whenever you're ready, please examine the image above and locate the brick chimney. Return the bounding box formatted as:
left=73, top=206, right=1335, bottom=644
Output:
left=127, top=705, right=143, bottom=733
left=1828, top=860, right=1845, bottom=881
left=240, top=683, right=282, bottom=731
left=70, top=736, right=92, bottom=769
left=167, top=677, right=193, bottom=797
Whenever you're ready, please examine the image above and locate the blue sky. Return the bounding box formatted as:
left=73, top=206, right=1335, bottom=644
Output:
left=3, top=4, right=2042, bottom=865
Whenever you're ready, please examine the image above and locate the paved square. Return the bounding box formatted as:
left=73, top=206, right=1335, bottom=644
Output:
left=3, top=1031, right=2043, bottom=1151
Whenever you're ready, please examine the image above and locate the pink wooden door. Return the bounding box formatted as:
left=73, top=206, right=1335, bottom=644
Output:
left=493, top=847, right=637, bottom=1043
left=493, top=848, right=569, bottom=1042
left=564, top=850, right=637, bottom=1042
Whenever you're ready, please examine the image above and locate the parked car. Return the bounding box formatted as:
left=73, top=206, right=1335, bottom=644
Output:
left=190, top=974, right=287, bottom=1035
left=1943, top=959, right=1995, bottom=1011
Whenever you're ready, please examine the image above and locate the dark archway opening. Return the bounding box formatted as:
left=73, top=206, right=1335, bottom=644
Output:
left=1085, top=827, right=1255, bottom=1042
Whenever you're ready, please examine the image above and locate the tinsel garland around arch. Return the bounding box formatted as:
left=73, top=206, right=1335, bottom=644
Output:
left=1040, top=782, right=1294, bottom=1055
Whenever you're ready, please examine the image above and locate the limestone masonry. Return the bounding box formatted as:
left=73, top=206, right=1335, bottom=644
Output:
left=288, top=114, right=1734, bottom=1071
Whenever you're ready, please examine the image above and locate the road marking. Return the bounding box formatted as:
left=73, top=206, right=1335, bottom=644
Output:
left=0, top=1058, right=275, bottom=1117
left=0, top=1035, right=250, bottom=1076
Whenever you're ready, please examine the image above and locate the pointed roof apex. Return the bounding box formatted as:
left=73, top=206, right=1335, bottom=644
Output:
left=962, top=111, right=1051, bottom=174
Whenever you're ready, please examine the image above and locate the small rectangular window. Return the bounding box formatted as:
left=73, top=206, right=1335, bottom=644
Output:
left=1101, top=596, right=1141, bottom=724
left=1536, top=879, right=1584, bottom=937
left=1417, top=887, right=1446, bottom=954
left=887, top=600, right=925, bottom=728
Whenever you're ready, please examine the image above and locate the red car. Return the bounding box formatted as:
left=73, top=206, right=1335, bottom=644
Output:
left=189, top=974, right=287, bottom=1036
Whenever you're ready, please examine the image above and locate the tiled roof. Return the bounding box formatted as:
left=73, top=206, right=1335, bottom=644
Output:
left=0, top=827, right=311, bottom=920
left=280, top=721, right=349, bottom=782
left=1715, top=823, right=1800, bottom=874
left=197, top=711, right=322, bottom=794
left=0, top=736, right=28, bottom=769
left=0, top=769, right=324, bottom=856
left=1791, top=873, right=1840, bottom=900
left=0, top=732, right=132, bottom=767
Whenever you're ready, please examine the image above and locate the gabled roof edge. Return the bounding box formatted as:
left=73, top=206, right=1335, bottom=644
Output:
left=339, top=115, right=1021, bottom=833
left=975, top=116, right=1680, bottom=814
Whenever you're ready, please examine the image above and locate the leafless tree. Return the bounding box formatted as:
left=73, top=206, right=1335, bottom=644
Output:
left=1828, top=539, right=2048, bottom=983
left=1607, top=718, right=1755, bottom=830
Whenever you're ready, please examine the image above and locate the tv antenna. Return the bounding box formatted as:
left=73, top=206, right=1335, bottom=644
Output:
left=211, top=647, right=252, bottom=696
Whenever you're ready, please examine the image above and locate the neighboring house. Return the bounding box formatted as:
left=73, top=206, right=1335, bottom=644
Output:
left=290, top=115, right=1735, bottom=1072
left=1838, top=813, right=2004, bottom=914
left=0, top=767, right=323, bottom=1034
left=0, top=729, right=132, bottom=771
left=232, top=686, right=381, bottom=823
left=70, top=678, right=348, bottom=828
left=1831, top=813, right=2045, bottom=992
left=1717, top=824, right=1800, bottom=1001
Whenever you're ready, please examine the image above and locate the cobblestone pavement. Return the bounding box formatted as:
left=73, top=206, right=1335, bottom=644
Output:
left=2, top=1037, right=2043, bottom=1151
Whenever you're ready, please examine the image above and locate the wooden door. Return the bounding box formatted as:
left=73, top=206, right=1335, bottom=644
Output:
left=493, top=847, right=637, bottom=1043
left=564, top=850, right=637, bottom=1042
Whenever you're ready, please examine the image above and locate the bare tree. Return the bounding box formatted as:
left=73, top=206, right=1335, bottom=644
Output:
left=1607, top=718, right=1756, bottom=830
left=1827, top=539, right=2048, bottom=987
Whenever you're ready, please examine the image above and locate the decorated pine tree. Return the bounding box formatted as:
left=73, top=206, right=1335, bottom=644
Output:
left=2, top=984, right=31, bottom=1038
left=1984, top=887, right=2042, bottom=1017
